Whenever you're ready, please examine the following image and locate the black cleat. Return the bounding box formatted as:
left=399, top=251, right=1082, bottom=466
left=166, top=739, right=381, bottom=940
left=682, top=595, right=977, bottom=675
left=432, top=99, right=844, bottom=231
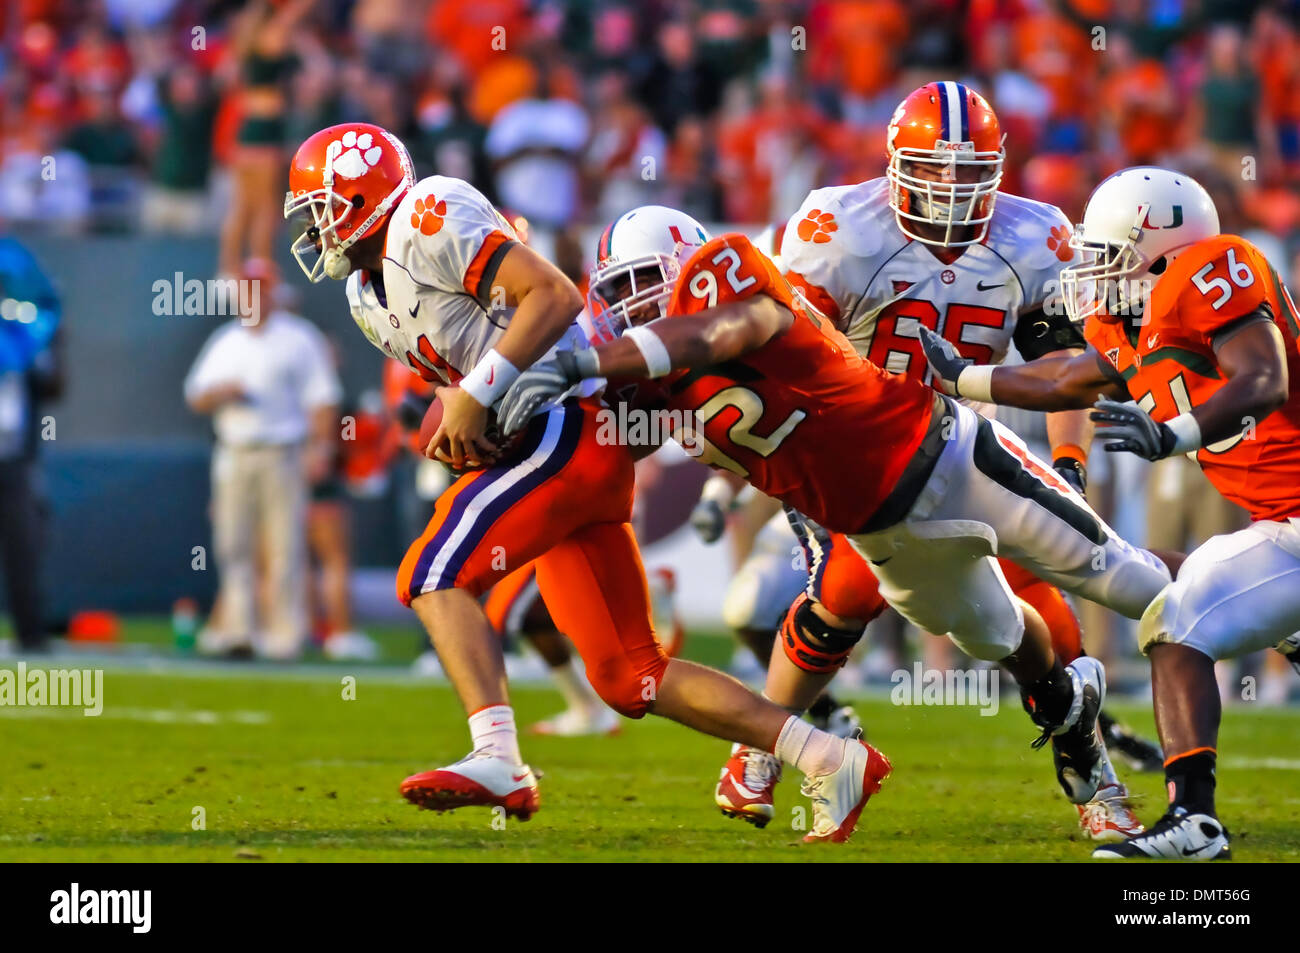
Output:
left=1099, top=711, right=1165, bottom=773
left=1031, top=657, right=1107, bottom=804
left=1092, top=807, right=1230, bottom=860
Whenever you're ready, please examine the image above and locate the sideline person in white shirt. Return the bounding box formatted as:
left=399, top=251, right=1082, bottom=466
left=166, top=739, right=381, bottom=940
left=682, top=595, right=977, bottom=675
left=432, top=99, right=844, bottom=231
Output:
left=184, top=259, right=341, bottom=660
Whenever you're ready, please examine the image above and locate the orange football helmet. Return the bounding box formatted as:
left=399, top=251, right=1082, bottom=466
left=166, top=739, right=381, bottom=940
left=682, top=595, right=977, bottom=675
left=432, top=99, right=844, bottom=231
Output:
left=886, top=82, right=1005, bottom=247
left=284, top=122, right=415, bottom=282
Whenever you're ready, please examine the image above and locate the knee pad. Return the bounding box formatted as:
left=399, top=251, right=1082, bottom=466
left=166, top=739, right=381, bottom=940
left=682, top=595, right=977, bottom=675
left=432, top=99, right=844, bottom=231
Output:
left=1137, top=584, right=1180, bottom=658
left=780, top=593, right=865, bottom=674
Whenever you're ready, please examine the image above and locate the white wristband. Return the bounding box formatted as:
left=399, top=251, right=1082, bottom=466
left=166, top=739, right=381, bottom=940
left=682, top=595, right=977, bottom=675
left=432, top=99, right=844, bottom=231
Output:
left=624, top=325, right=673, bottom=378
left=955, top=364, right=995, bottom=403
left=460, top=348, right=520, bottom=408
left=1166, top=412, right=1202, bottom=454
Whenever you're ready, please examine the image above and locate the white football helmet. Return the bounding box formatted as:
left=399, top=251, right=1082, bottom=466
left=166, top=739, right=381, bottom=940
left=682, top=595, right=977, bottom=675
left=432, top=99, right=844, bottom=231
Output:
left=1061, top=166, right=1221, bottom=324
left=588, top=205, right=711, bottom=343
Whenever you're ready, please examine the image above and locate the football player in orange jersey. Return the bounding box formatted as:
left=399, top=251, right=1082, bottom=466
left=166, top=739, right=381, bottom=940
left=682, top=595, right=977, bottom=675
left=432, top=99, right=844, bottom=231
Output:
left=920, top=166, right=1300, bottom=859
left=710, top=82, right=1158, bottom=838
left=500, top=205, right=1175, bottom=826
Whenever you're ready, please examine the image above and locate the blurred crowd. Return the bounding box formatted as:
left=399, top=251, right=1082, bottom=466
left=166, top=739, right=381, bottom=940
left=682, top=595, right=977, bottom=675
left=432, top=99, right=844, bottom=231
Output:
left=3, top=0, right=1300, bottom=275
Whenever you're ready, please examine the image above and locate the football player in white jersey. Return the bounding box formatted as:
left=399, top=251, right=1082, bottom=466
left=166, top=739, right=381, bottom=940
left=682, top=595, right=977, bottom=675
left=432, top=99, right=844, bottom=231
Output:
left=283, top=126, right=886, bottom=841
left=711, top=83, right=1160, bottom=839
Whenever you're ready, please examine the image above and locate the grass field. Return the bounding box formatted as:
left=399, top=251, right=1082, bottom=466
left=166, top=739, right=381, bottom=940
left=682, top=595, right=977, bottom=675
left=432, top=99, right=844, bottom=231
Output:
left=3, top=635, right=1298, bottom=863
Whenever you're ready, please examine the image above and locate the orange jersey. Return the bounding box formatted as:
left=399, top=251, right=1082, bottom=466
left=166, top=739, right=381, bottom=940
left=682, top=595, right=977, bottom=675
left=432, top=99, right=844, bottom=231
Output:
left=660, top=234, right=935, bottom=533
left=1087, top=234, right=1300, bottom=521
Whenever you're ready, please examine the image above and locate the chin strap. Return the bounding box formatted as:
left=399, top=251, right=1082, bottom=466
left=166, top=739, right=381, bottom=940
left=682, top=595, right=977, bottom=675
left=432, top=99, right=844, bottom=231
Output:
left=322, top=247, right=351, bottom=280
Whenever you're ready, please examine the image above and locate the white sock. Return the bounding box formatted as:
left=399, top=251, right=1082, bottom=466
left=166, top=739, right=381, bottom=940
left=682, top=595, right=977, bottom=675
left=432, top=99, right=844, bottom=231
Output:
left=773, top=715, right=846, bottom=777
left=468, top=705, right=522, bottom=764
left=551, top=661, right=601, bottom=713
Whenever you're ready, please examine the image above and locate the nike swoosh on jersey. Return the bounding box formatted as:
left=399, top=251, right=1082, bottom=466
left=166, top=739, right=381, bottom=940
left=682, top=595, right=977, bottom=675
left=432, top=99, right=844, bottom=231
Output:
left=976, top=280, right=1005, bottom=291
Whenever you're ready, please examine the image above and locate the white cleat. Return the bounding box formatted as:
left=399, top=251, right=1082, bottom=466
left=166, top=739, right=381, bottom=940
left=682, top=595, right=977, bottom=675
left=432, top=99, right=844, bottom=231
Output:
left=1077, top=783, right=1145, bottom=843
left=1092, top=807, right=1230, bottom=860
left=323, top=630, right=379, bottom=661
left=410, top=650, right=444, bottom=678
left=800, top=739, right=892, bottom=844
left=400, top=749, right=540, bottom=820
left=529, top=706, right=620, bottom=737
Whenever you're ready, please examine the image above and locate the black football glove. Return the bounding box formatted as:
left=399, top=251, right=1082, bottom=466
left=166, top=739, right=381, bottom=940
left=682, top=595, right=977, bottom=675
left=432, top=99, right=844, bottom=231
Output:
left=498, top=349, right=600, bottom=437
left=917, top=325, right=971, bottom=396
left=689, top=498, right=727, bottom=544
left=1090, top=398, right=1177, bottom=461
left=1052, top=457, right=1087, bottom=495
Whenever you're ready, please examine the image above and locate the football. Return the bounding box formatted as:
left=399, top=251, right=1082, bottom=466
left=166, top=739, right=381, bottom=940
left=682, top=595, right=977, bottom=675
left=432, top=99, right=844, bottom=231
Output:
left=416, top=383, right=449, bottom=453
left=418, top=382, right=522, bottom=465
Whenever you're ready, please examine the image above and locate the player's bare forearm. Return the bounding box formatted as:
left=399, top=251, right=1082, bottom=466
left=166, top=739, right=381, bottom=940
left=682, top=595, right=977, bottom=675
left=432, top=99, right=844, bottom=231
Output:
left=1192, top=319, right=1289, bottom=445
left=490, top=243, right=584, bottom=371
left=592, top=295, right=790, bottom=379
left=992, top=349, right=1126, bottom=412
left=1042, top=349, right=1095, bottom=453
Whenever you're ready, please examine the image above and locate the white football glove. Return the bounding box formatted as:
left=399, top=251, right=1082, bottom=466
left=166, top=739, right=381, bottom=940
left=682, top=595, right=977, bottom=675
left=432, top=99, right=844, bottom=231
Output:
left=498, top=349, right=600, bottom=437
left=917, top=325, right=970, bottom=397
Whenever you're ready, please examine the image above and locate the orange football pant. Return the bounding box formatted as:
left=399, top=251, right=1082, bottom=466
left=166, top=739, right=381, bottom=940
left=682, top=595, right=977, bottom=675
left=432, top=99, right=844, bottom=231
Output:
left=396, top=398, right=668, bottom=716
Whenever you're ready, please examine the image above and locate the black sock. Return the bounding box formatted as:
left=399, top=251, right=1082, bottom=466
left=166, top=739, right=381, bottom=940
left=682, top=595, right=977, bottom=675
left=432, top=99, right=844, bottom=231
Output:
left=1166, top=750, right=1217, bottom=816
left=1019, top=659, right=1073, bottom=729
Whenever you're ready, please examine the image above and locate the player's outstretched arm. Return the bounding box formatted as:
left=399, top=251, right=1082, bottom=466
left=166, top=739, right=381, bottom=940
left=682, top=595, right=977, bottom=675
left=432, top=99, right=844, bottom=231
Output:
left=497, top=295, right=791, bottom=436
left=919, top=325, right=1125, bottom=411
left=1041, top=348, right=1095, bottom=494
left=598, top=294, right=791, bottom=381
left=1092, top=315, right=1289, bottom=460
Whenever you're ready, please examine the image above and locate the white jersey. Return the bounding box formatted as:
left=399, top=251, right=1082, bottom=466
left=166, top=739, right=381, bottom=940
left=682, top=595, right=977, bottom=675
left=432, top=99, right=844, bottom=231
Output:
left=345, top=174, right=589, bottom=389
left=781, top=177, right=1084, bottom=383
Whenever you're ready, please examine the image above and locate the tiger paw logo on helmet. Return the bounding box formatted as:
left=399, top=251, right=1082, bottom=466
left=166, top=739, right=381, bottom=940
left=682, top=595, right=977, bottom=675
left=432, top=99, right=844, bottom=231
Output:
left=411, top=195, right=447, bottom=236
left=797, top=209, right=837, bottom=244
left=1047, top=225, right=1073, bottom=262
left=328, top=129, right=384, bottom=179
